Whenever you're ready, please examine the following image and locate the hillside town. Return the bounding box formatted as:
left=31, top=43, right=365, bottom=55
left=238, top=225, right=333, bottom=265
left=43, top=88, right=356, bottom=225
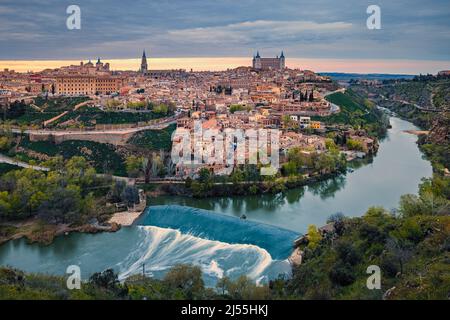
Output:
left=0, top=51, right=380, bottom=179
left=1, top=0, right=449, bottom=304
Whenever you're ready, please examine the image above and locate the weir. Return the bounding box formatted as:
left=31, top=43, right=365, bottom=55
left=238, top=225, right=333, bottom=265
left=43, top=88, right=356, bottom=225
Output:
left=136, top=205, right=301, bottom=260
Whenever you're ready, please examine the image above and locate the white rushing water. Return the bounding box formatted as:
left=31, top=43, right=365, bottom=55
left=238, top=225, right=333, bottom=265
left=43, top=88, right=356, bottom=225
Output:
left=117, top=226, right=291, bottom=285
left=0, top=117, right=432, bottom=285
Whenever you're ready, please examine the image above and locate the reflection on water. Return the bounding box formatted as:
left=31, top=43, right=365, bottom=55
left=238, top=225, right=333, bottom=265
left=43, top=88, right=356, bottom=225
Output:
left=0, top=214, right=296, bottom=285
left=151, top=117, right=432, bottom=233
left=0, top=117, right=433, bottom=281
left=307, top=175, right=347, bottom=200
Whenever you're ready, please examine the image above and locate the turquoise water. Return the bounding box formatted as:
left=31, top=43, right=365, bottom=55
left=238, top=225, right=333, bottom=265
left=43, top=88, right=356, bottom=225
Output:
left=0, top=117, right=433, bottom=284
left=0, top=209, right=296, bottom=285
left=137, top=205, right=299, bottom=260
left=151, top=117, right=433, bottom=233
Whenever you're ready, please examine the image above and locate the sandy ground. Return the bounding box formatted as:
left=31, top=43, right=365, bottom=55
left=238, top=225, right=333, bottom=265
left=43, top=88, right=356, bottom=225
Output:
left=108, top=210, right=144, bottom=226
left=404, top=130, right=429, bottom=135
left=108, top=198, right=146, bottom=226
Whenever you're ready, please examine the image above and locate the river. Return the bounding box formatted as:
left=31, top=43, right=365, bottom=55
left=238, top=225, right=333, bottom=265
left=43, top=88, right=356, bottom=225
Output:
left=151, top=117, right=433, bottom=232
left=0, top=117, right=433, bottom=285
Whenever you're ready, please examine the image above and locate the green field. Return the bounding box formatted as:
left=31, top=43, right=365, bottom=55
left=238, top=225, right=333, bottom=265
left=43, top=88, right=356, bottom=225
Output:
left=323, top=90, right=376, bottom=123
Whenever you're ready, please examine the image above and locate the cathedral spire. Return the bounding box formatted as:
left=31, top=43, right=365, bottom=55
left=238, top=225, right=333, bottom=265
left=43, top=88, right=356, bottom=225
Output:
left=141, top=50, right=148, bottom=74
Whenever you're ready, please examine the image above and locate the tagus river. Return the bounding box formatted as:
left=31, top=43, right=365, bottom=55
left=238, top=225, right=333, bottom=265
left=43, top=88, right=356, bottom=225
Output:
left=0, top=117, right=432, bottom=285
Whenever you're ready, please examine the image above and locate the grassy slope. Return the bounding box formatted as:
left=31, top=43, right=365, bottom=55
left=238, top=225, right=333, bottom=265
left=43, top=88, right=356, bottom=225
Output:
left=353, top=79, right=450, bottom=129
left=128, top=124, right=176, bottom=151
left=314, top=89, right=387, bottom=137
left=317, top=90, right=382, bottom=128
left=13, top=97, right=90, bottom=126
left=51, top=106, right=169, bottom=127
left=19, top=138, right=127, bottom=176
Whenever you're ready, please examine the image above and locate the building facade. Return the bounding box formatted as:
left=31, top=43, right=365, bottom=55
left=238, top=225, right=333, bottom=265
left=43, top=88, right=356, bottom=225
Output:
left=252, top=51, right=285, bottom=70
left=56, top=75, right=125, bottom=95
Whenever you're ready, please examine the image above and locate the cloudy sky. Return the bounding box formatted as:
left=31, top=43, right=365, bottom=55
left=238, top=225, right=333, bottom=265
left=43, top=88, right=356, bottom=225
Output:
left=0, top=0, right=449, bottom=63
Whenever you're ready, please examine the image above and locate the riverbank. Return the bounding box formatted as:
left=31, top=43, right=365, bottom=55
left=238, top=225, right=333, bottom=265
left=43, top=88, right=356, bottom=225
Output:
left=404, top=130, right=429, bottom=136
left=0, top=117, right=437, bottom=291
left=147, top=170, right=345, bottom=198
left=143, top=151, right=376, bottom=199
left=108, top=196, right=147, bottom=226
left=145, top=117, right=433, bottom=233
left=0, top=218, right=120, bottom=246
left=0, top=194, right=147, bottom=246
left=142, top=137, right=378, bottom=199
left=2, top=210, right=448, bottom=300
left=0, top=197, right=148, bottom=245
left=0, top=118, right=432, bottom=277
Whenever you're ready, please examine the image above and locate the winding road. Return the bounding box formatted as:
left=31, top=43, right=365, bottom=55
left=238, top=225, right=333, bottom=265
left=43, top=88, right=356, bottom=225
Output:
left=0, top=153, right=135, bottom=184
left=0, top=153, right=49, bottom=171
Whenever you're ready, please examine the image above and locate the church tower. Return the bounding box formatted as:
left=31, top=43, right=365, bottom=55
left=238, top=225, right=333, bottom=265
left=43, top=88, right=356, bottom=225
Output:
left=253, top=51, right=261, bottom=69
left=280, top=51, right=285, bottom=69
left=140, top=50, right=148, bottom=74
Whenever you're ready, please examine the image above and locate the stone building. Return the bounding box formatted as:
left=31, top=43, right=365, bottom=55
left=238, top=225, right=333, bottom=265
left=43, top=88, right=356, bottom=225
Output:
left=252, top=51, right=285, bottom=70
left=56, top=75, right=125, bottom=95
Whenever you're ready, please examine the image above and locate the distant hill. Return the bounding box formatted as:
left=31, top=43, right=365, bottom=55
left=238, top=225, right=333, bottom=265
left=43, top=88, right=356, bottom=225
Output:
left=319, top=73, right=415, bottom=82
left=350, top=77, right=450, bottom=129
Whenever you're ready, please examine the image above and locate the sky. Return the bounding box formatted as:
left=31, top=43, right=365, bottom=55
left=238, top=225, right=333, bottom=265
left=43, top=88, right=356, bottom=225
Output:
left=0, top=0, right=449, bottom=73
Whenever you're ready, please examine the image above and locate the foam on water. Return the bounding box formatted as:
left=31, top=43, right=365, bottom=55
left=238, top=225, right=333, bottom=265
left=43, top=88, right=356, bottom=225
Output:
left=117, top=226, right=287, bottom=285
left=136, top=205, right=300, bottom=260
left=0, top=206, right=299, bottom=286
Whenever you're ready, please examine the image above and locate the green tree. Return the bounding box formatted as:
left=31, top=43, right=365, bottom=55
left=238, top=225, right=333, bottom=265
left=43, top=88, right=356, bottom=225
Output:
left=0, top=127, right=13, bottom=152
left=120, top=185, right=140, bottom=208
left=282, top=161, right=298, bottom=176
left=346, top=138, right=364, bottom=151
left=163, top=264, right=205, bottom=299
left=223, top=275, right=270, bottom=300
left=325, top=138, right=338, bottom=151
left=231, top=168, right=244, bottom=185
left=126, top=156, right=144, bottom=178
left=153, top=104, right=169, bottom=115
left=307, top=225, right=322, bottom=250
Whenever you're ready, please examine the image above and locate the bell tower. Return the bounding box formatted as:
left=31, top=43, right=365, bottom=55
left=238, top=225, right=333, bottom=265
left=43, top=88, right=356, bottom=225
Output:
left=140, top=50, right=148, bottom=74
left=280, top=51, right=285, bottom=69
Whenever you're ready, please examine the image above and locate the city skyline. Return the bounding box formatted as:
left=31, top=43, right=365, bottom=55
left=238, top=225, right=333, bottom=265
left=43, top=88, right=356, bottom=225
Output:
left=0, top=56, right=449, bottom=74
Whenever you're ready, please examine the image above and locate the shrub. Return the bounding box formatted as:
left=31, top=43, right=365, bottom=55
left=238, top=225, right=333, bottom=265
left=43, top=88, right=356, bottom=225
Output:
left=335, top=241, right=361, bottom=266
left=329, top=262, right=356, bottom=286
